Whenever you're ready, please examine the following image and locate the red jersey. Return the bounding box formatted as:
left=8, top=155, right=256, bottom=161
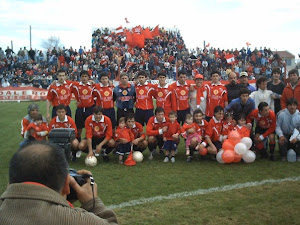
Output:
left=49, top=115, right=77, bottom=135
left=21, top=115, right=47, bottom=137
left=205, top=116, right=223, bottom=142
left=135, top=82, right=155, bottom=110
left=93, top=83, right=115, bottom=109
left=115, top=126, right=134, bottom=142
left=233, top=125, right=251, bottom=138
left=72, top=81, right=94, bottom=108
left=146, top=116, right=170, bottom=137
left=163, top=120, right=181, bottom=140
left=246, top=109, right=276, bottom=138
left=182, top=122, right=199, bottom=135
left=47, top=81, right=73, bottom=106
left=205, top=82, right=228, bottom=117
left=130, top=122, right=146, bottom=139
left=170, top=81, right=190, bottom=111
left=154, top=83, right=173, bottom=113
left=85, top=115, right=113, bottom=140
left=26, top=122, right=49, bottom=141
left=196, top=119, right=209, bottom=138
left=222, top=121, right=235, bottom=135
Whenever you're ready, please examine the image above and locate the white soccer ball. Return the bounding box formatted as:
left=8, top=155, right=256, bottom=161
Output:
left=85, top=156, right=98, bottom=167
left=132, top=151, right=144, bottom=163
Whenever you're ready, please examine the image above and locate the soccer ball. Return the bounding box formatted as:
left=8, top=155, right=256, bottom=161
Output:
left=85, top=156, right=98, bottom=167
left=132, top=151, right=143, bottom=163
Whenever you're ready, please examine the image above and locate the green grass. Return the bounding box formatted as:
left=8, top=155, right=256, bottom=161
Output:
left=1, top=101, right=300, bottom=224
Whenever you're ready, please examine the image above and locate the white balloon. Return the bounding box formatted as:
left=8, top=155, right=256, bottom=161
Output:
left=216, top=150, right=224, bottom=164
left=242, top=150, right=256, bottom=163
left=133, top=151, right=144, bottom=162
left=85, top=156, right=98, bottom=167
left=240, top=137, right=253, bottom=149
left=234, top=143, right=248, bottom=155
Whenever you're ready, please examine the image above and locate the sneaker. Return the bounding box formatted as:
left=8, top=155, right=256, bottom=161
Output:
left=119, top=160, right=124, bottom=165
left=93, top=150, right=100, bottom=157
left=281, top=157, right=287, bottom=162
left=164, top=157, right=169, bottom=162
left=186, top=156, right=193, bottom=162
left=171, top=157, right=175, bottom=163
left=269, top=154, right=276, bottom=161
left=76, top=151, right=82, bottom=158
left=148, top=153, right=153, bottom=160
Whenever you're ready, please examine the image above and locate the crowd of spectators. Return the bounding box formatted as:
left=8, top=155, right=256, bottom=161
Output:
left=0, top=27, right=291, bottom=88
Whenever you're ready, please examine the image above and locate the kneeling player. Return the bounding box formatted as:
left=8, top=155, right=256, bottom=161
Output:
left=146, top=107, right=169, bottom=160
left=79, top=106, right=115, bottom=162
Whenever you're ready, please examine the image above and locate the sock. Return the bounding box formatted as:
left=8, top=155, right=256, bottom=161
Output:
left=189, top=147, right=195, bottom=156
left=148, top=143, right=156, bottom=152
left=256, top=142, right=264, bottom=151
left=269, top=141, right=275, bottom=155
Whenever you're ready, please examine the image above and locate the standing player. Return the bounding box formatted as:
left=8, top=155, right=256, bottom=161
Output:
left=71, top=70, right=94, bottom=146
left=125, top=113, right=148, bottom=152
left=79, top=106, right=115, bottom=162
left=146, top=107, right=169, bottom=160
left=247, top=102, right=276, bottom=160
left=93, top=72, right=116, bottom=128
left=46, top=69, right=73, bottom=120
left=171, top=70, right=190, bottom=125
left=135, top=70, right=155, bottom=126
left=49, top=104, right=79, bottom=156
left=154, top=72, right=173, bottom=116
left=205, top=70, right=228, bottom=121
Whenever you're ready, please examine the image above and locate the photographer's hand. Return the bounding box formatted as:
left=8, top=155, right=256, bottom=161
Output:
left=69, top=170, right=98, bottom=205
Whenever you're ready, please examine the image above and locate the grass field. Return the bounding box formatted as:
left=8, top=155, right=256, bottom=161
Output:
left=1, top=101, right=300, bottom=224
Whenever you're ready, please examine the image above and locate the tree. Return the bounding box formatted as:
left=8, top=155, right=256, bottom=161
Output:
left=41, top=36, right=63, bottom=50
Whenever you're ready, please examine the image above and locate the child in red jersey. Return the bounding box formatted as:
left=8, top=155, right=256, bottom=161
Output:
left=233, top=114, right=251, bottom=138
left=221, top=111, right=236, bottom=141
left=26, top=114, right=49, bottom=141
left=162, top=111, right=181, bottom=163
left=182, top=114, right=201, bottom=156
left=115, top=117, right=134, bottom=164
left=205, top=106, right=224, bottom=157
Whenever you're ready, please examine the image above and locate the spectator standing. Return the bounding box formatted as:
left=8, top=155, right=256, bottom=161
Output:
left=225, top=72, right=243, bottom=104
left=281, top=69, right=300, bottom=111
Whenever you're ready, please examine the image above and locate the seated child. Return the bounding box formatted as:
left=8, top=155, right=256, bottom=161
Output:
left=182, top=114, right=201, bottom=156
left=233, top=113, right=251, bottom=138
left=26, top=114, right=49, bottom=141
left=115, top=117, right=134, bottom=164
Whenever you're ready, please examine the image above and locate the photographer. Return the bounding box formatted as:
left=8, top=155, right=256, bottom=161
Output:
left=0, top=142, right=118, bottom=225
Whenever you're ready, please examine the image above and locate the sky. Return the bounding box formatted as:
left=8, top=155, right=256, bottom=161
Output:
left=0, top=0, right=300, bottom=59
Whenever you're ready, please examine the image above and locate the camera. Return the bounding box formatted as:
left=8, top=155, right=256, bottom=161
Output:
left=67, top=169, right=92, bottom=201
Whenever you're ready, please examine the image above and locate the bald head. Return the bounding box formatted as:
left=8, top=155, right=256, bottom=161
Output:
left=9, top=142, right=68, bottom=192
left=228, top=72, right=237, bottom=85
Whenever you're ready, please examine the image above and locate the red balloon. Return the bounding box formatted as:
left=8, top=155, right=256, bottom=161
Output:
left=232, top=153, right=242, bottom=163
left=222, top=139, right=234, bottom=151
left=199, top=147, right=208, bottom=156
left=228, top=131, right=241, bottom=145
left=222, top=150, right=235, bottom=163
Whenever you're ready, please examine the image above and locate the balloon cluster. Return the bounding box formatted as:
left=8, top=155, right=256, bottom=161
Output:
left=216, top=131, right=256, bottom=164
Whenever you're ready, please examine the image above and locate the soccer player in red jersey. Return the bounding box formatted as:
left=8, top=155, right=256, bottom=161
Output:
left=162, top=111, right=181, bottom=163
left=93, top=72, right=116, bottom=128
left=170, top=70, right=191, bottom=125
left=79, top=106, right=115, bottom=162
left=49, top=104, right=79, bottom=153
left=205, top=106, right=224, bottom=157
left=135, top=70, right=155, bottom=126
left=72, top=70, right=94, bottom=144
left=247, top=102, right=276, bottom=160
left=205, top=70, right=228, bottom=121
left=46, top=69, right=73, bottom=120
left=146, top=107, right=170, bottom=160
left=125, top=113, right=148, bottom=152
left=154, top=72, right=173, bottom=116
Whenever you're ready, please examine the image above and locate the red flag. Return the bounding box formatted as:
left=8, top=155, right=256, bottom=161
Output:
left=151, top=25, right=160, bottom=37
left=125, top=30, right=133, bottom=46
left=125, top=61, right=136, bottom=70
left=225, top=53, right=235, bottom=64
left=205, top=43, right=210, bottom=48
left=115, top=26, right=123, bottom=35
left=103, top=35, right=112, bottom=43
left=132, top=33, right=145, bottom=48
left=246, top=42, right=251, bottom=46
left=125, top=18, right=130, bottom=23
left=142, top=28, right=153, bottom=39
left=132, top=25, right=142, bottom=33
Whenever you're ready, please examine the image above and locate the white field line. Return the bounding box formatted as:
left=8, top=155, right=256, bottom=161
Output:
left=108, top=176, right=300, bottom=209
